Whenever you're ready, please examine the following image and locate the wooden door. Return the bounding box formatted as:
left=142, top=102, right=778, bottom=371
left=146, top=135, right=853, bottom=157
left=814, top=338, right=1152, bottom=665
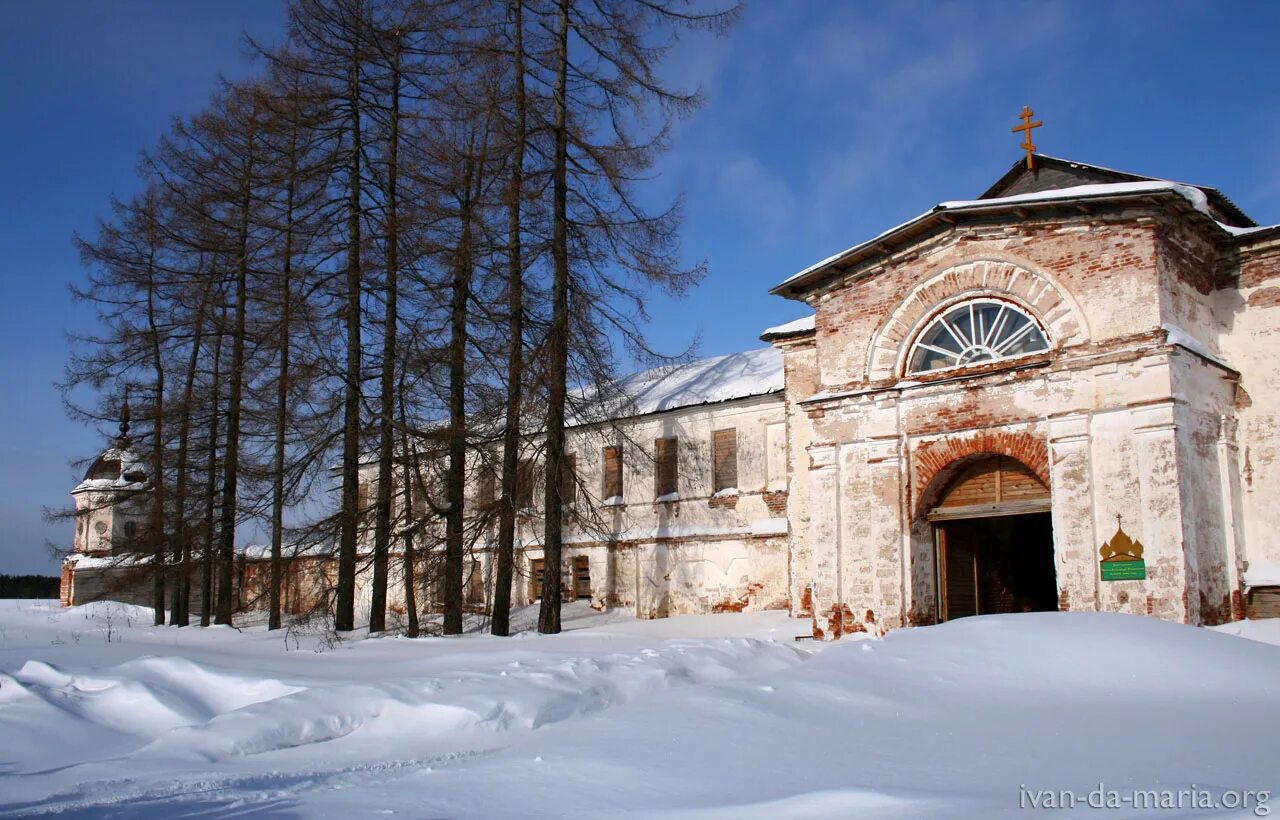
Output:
left=530, top=558, right=545, bottom=600
left=937, top=524, right=979, bottom=620
left=572, top=556, right=591, bottom=600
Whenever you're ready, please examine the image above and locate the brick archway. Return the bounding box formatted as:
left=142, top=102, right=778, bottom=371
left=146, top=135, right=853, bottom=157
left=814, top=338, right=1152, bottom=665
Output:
left=866, top=258, right=1090, bottom=381
left=912, top=430, right=1050, bottom=514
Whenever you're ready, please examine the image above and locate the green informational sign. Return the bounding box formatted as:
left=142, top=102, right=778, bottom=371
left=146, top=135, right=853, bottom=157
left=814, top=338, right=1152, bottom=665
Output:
left=1101, top=559, right=1146, bottom=581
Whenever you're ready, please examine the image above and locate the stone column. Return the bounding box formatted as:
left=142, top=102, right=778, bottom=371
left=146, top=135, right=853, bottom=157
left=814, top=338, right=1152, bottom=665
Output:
left=865, top=436, right=906, bottom=632
left=1129, top=401, right=1190, bottom=623
left=806, top=444, right=841, bottom=638
left=1217, top=415, right=1246, bottom=621
left=1048, top=412, right=1097, bottom=613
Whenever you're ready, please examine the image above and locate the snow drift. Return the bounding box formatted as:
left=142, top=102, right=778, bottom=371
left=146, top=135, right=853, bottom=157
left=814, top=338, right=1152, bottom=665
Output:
left=0, top=601, right=1277, bottom=818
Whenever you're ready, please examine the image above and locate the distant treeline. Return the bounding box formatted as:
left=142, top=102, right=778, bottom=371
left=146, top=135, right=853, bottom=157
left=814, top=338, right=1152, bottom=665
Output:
left=0, top=575, right=59, bottom=599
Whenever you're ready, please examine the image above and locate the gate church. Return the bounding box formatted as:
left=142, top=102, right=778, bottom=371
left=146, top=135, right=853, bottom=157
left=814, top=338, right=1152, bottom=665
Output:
left=62, top=151, right=1280, bottom=637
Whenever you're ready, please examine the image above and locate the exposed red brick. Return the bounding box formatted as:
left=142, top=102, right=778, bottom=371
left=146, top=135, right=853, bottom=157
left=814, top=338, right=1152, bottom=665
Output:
left=712, top=582, right=764, bottom=614
left=912, top=430, right=1050, bottom=508
left=707, top=493, right=738, bottom=510
left=1247, top=286, right=1280, bottom=308
left=762, top=490, right=788, bottom=517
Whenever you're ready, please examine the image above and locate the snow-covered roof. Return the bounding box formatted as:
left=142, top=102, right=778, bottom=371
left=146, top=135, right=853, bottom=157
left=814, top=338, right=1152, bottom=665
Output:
left=1219, top=222, right=1280, bottom=238
left=760, top=314, right=815, bottom=340
left=74, top=442, right=149, bottom=493
left=63, top=553, right=149, bottom=570
left=775, top=181, right=1221, bottom=296
left=593, top=347, right=783, bottom=420
left=238, top=543, right=332, bottom=561
left=936, top=180, right=1211, bottom=216
left=982, top=154, right=1256, bottom=228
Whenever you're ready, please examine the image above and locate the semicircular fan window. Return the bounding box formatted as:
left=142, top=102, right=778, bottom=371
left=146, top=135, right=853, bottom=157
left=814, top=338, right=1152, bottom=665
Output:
left=906, top=299, right=1049, bottom=374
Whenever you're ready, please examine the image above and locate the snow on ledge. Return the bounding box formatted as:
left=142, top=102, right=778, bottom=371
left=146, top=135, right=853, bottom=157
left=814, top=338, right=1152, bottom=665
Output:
left=1162, top=323, right=1233, bottom=371
left=750, top=517, right=788, bottom=536
left=760, top=314, right=815, bottom=339
left=1244, top=559, right=1280, bottom=588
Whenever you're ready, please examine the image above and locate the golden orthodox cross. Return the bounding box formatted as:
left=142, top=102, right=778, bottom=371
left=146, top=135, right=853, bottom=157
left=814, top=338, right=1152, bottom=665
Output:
left=1012, top=106, right=1043, bottom=170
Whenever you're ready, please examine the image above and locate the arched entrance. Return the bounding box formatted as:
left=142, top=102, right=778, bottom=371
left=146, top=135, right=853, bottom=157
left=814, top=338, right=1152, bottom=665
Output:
left=929, top=455, right=1057, bottom=620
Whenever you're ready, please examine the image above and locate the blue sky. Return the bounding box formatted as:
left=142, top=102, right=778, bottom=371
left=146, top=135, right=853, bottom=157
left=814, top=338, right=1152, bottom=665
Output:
left=2, top=1, right=1278, bottom=575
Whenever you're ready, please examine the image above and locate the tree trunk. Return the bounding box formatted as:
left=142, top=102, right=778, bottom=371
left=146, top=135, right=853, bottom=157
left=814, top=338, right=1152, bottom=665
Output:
left=398, top=372, right=419, bottom=638
left=370, top=33, right=401, bottom=634
left=170, top=284, right=209, bottom=627
left=215, top=131, right=256, bottom=626
left=268, top=194, right=293, bottom=629
left=492, top=0, right=527, bottom=637
left=143, top=220, right=167, bottom=626
left=335, top=13, right=364, bottom=634
left=538, top=0, right=571, bottom=635
left=269, top=153, right=296, bottom=631
left=443, top=150, right=476, bottom=636
left=201, top=310, right=225, bottom=627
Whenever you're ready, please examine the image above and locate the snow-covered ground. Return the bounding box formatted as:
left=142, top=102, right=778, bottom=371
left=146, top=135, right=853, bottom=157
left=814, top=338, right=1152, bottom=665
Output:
left=1, top=601, right=1278, bottom=818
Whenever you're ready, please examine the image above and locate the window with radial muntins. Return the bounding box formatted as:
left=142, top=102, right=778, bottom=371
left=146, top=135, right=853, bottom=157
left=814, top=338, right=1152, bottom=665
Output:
left=907, top=299, right=1049, bottom=374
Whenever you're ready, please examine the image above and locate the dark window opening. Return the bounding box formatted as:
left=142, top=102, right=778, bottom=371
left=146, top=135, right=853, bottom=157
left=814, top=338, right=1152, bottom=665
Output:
left=467, top=560, right=485, bottom=605
left=655, top=437, right=678, bottom=498
left=478, top=469, right=496, bottom=509
left=603, top=446, right=623, bottom=499
left=516, top=460, right=535, bottom=509
left=560, top=454, right=577, bottom=506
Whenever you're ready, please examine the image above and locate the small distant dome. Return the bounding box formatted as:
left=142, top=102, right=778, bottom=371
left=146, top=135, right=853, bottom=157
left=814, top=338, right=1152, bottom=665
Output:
left=78, top=395, right=148, bottom=485
left=80, top=446, right=147, bottom=484
left=84, top=453, right=123, bottom=481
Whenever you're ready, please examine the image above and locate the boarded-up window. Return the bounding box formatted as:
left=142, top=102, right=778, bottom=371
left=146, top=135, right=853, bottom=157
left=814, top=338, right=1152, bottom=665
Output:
left=765, top=422, right=787, bottom=491
left=560, top=454, right=577, bottom=506
left=357, top=479, right=372, bottom=512
left=516, top=459, right=535, bottom=509
left=433, top=567, right=446, bottom=611
left=478, top=469, right=496, bottom=508
left=602, top=446, right=623, bottom=499
left=408, top=471, right=426, bottom=517
left=530, top=558, right=545, bottom=600
left=712, top=429, right=738, bottom=492
left=655, top=437, right=678, bottom=497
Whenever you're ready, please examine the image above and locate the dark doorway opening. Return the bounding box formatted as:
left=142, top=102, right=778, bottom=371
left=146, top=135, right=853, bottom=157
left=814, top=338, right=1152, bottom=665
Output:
left=936, top=512, right=1056, bottom=620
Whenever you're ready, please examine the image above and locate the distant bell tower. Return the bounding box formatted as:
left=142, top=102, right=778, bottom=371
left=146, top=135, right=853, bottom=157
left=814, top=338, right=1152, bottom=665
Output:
left=62, top=395, right=152, bottom=606
left=68, top=395, right=150, bottom=557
